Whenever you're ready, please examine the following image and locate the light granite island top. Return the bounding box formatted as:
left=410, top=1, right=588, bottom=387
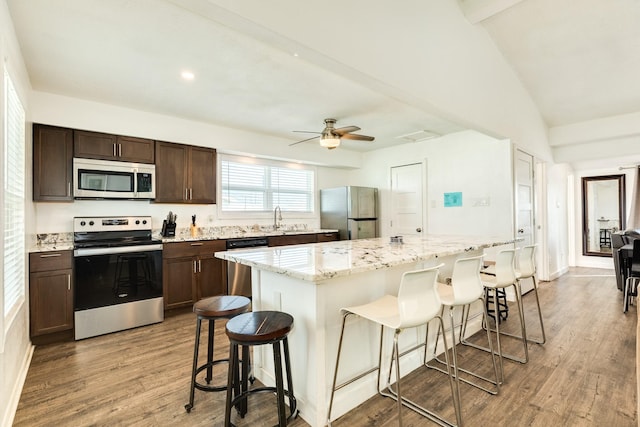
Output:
left=215, top=234, right=516, bottom=427
left=214, top=234, right=516, bottom=282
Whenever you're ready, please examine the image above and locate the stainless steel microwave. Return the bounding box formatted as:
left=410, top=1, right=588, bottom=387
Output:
left=73, top=158, right=155, bottom=199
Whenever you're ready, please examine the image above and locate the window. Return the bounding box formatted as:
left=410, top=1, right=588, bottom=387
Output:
left=220, top=155, right=315, bottom=214
left=3, top=69, right=26, bottom=323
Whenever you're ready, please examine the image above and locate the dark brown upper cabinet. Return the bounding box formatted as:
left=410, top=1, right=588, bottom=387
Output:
left=74, top=130, right=154, bottom=163
left=155, top=141, right=216, bottom=204
left=33, top=124, right=74, bottom=202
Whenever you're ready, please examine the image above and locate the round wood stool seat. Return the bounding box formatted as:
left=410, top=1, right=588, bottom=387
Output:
left=185, top=295, right=251, bottom=414
left=224, top=311, right=297, bottom=426
left=225, top=311, right=293, bottom=344
left=194, top=295, right=252, bottom=318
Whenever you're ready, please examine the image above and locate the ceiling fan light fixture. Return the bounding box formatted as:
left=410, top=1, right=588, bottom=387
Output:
left=319, top=132, right=340, bottom=149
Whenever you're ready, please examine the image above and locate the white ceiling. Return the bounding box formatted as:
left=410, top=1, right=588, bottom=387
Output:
left=7, top=0, right=640, bottom=156
left=470, top=0, right=640, bottom=127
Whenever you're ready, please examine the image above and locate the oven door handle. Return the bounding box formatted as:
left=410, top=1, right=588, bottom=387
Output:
left=74, top=244, right=163, bottom=257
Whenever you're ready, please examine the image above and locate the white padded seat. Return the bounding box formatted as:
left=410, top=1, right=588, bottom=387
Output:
left=426, top=255, right=500, bottom=401
left=463, top=249, right=528, bottom=374
left=327, top=265, right=461, bottom=427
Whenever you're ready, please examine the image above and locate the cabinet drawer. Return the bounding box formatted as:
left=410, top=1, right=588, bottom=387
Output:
left=268, top=234, right=317, bottom=247
left=317, top=232, right=339, bottom=242
left=29, top=251, right=73, bottom=273
left=163, top=240, right=226, bottom=258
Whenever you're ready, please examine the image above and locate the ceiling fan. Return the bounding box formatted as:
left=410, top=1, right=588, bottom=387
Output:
left=289, top=118, right=375, bottom=150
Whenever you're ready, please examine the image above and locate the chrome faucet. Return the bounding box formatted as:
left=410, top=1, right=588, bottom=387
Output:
left=274, top=205, right=282, bottom=230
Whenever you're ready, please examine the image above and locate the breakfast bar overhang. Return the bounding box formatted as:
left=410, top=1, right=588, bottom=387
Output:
left=215, top=235, right=515, bottom=427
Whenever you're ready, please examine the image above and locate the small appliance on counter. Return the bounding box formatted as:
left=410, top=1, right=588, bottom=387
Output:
left=161, top=211, right=177, bottom=237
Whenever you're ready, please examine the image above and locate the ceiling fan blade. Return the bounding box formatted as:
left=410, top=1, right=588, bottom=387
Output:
left=293, top=130, right=322, bottom=134
left=341, top=133, right=375, bottom=141
left=333, top=126, right=361, bottom=136
left=289, top=135, right=319, bottom=146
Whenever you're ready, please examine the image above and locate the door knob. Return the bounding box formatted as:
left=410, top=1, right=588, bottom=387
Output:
left=518, top=228, right=524, bottom=233
left=416, top=228, right=422, bottom=232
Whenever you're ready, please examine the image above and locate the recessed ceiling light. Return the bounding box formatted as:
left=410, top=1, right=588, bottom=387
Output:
left=181, top=70, right=195, bottom=81
left=292, top=52, right=299, bottom=57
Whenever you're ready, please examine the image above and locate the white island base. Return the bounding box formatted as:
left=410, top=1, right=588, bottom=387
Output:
left=248, top=251, right=486, bottom=427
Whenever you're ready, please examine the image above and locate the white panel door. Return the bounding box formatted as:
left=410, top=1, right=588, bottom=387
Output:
left=515, top=150, right=537, bottom=293
left=390, top=163, right=424, bottom=236
left=515, top=150, right=535, bottom=248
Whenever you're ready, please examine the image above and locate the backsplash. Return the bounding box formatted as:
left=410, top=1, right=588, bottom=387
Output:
left=34, top=223, right=315, bottom=248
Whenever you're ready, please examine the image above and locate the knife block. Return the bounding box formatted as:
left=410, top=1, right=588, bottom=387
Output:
left=161, top=220, right=176, bottom=237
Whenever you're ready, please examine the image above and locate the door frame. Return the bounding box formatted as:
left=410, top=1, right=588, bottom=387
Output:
left=514, top=147, right=548, bottom=281
left=389, top=160, right=427, bottom=237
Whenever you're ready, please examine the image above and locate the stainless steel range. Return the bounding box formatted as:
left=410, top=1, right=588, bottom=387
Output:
left=73, top=216, right=163, bottom=340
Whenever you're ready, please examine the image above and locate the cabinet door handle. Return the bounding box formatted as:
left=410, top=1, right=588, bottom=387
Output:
left=198, top=259, right=202, bottom=273
left=40, top=253, right=62, bottom=258
left=193, top=260, right=197, bottom=273
left=118, top=143, right=122, bottom=157
left=67, top=182, right=71, bottom=197
left=189, top=188, right=193, bottom=200
left=185, top=188, right=189, bottom=201
left=190, top=242, right=203, bottom=246
left=67, top=274, right=71, bottom=291
left=113, top=143, right=117, bottom=157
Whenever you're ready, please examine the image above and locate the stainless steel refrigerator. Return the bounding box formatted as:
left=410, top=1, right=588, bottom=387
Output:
left=320, top=186, right=378, bottom=240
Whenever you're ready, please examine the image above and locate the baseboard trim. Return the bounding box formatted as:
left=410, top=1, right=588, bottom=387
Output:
left=2, top=343, right=34, bottom=427
left=548, top=266, right=569, bottom=281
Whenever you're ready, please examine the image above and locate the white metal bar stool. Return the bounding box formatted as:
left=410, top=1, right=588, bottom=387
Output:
left=425, top=255, right=500, bottom=398
left=327, top=265, right=461, bottom=427
left=514, top=245, right=546, bottom=344
left=461, top=249, right=528, bottom=379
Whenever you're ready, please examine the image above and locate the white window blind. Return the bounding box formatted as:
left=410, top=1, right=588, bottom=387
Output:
left=4, top=69, right=25, bottom=317
left=220, top=156, right=314, bottom=213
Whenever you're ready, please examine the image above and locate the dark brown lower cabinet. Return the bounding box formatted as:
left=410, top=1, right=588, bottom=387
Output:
left=267, top=232, right=339, bottom=247
left=317, top=232, right=339, bottom=242
left=29, top=251, right=74, bottom=337
left=162, top=240, right=226, bottom=310
left=268, top=233, right=318, bottom=247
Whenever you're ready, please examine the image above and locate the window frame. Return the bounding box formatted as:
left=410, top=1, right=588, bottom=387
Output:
left=2, top=66, right=26, bottom=345
left=217, top=154, right=317, bottom=219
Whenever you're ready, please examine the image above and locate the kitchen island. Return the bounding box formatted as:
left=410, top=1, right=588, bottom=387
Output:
left=215, top=235, right=515, bottom=427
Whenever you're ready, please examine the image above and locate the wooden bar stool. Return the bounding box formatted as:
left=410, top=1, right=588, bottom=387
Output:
left=224, top=311, right=297, bottom=427
left=184, top=295, right=251, bottom=413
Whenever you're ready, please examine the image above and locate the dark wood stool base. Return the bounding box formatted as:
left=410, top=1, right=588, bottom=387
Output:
left=224, top=311, right=298, bottom=427
left=185, top=296, right=251, bottom=413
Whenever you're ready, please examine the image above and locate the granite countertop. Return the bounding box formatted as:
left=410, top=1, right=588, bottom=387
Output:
left=214, top=235, right=517, bottom=282
left=29, top=227, right=338, bottom=253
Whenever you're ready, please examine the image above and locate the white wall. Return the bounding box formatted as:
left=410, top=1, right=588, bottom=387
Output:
left=0, top=1, right=34, bottom=425
left=348, top=130, right=513, bottom=239
left=545, top=163, right=571, bottom=279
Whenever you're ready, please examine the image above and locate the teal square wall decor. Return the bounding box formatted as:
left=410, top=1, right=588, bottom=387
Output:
left=444, top=192, right=462, bottom=207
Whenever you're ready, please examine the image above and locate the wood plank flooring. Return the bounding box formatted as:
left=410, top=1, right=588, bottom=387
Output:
left=13, top=267, right=637, bottom=426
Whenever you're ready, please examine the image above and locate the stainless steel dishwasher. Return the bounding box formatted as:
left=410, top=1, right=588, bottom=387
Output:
left=226, top=237, right=269, bottom=297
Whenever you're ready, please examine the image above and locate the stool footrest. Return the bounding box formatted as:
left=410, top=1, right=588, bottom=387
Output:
left=194, top=358, right=231, bottom=392
left=229, top=386, right=297, bottom=426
